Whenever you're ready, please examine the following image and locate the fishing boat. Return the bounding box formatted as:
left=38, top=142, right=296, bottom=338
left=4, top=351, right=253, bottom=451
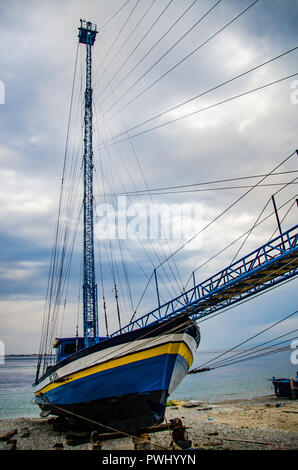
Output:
left=33, top=19, right=200, bottom=431
left=270, top=373, right=298, bottom=399
left=33, top=17, right=298, bottom=432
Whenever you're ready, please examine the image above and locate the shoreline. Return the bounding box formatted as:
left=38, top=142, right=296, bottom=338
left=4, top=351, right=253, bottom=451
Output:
left=0, top=395, right=297, bottom=450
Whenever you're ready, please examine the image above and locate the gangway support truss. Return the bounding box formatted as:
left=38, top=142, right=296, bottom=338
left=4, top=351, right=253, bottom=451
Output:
left=111, top=224, right=298, bottom=337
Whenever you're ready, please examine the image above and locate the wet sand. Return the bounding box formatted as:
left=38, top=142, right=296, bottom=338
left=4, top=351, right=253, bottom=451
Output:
left=0, top=395, right=297, bottom=450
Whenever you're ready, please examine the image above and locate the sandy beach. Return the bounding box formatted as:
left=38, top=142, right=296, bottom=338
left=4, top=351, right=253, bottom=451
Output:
left=0, top=395, right=297, bottom=451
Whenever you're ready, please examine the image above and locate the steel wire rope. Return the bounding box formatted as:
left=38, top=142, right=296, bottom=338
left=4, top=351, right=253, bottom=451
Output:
left=75, top=248, right=84, bottom=338
left=37, top=42, right=80, bottom=378
left=56, top=203, right=84, bottom=342
left=97, top=53, right=140, bottom=329
left=131, top=190, right=298, bottom=325
left=268, top=199, right=298, bottom=243
left=99, top=73, right=298, bottom=149
left=95, top=130, right=183, bottom=303
left=100, top=0, right=132, bottom=30
left=95, top=0, right=142, bottom=74
left=38, top=398, right=170, bottom=450
left=97, top=0, right=199, bottom=104
left=124, top=194, right=295, bottom=320
left=201, top=345, right=295, bottom=371
left=98, top=122, right=137, bottom=322
left=93, top=131, right=123, bottom=330
left=120, top=230, right=298, bottom=343
left=93, top=71, right=184, bottom=304
left=98, top=0, right=224, bottom=120
left=93, top=140, right=177, bottom=308
left=93, top=85, right=176, bottom=313
left=47, top=51, right=86, bottom=357
left=46, top=203, right=84, bottom=359
left=210, top=327, right=298, bottom=364
left=182, top=193, right=298, bottom=292
left=98, top=170, right=298, bottom=197
left=228, top=172, right=298, bottom=265
left=41, top=76, right=83, bottom=364
left=206, top=333, right=298, bottom=369
left=93, top=0, right=174, bottom=94
left=98, top=69, right=186, bottom=302
left=111, top=238, right=298, bottom=343
left=152, top=150, right=297, bottom=275
left=195, top=309, right=298, bottom=370
left=94, top=78, right=148, bottom=324
left=96, top=0, right=157, bottom=86
left=92, top=75, right=140, bottom=329
left=100, top=45, right=298, bottom=145
left=99, top=0, right=260, bottom=125
left=102, top=181, right=298, bottom=197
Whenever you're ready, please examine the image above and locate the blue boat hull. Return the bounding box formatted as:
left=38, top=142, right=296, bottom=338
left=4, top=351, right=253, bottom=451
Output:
left=34, top=316, right=200, bottom=429
left=271, top=378, right=298, bottom=399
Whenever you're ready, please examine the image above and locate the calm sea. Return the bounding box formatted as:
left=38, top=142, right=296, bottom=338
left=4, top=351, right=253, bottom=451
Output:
left=0, top=351, right=297, bottom=419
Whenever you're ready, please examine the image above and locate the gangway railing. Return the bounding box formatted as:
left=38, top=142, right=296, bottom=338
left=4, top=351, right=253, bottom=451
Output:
left=110, top=224, right=298, bottom=336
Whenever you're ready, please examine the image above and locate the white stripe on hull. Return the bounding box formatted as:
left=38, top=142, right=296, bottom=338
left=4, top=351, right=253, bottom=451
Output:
left=34, top=331, right=197, bottom=394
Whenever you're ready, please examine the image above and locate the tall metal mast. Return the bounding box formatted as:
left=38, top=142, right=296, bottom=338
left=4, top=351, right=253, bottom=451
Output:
left=78, top=19, right=98, bottom=347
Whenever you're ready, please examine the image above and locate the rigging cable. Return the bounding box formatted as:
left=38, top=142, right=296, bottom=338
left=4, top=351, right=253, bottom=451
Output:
left=98, top=0, right=224, bottom=118
left=99, top=0, right=261, bottom=124
left=99, top=73, right=298, bottom=148
left=101, top=181, right=298, bottom=198
left=152, top=150, right=297, bottom=273
left=100, top=170, right=298, bottom=197
left=206, top=333, right=298, bottom=369
left=98, top=0, right=199, bottom=102
left=96, top=0, right=142, bottom=73
left=93, top=88, right=178, bottom=315
left=37, top=42, right=80, bottom=379
left=183, top=193, right=298, bottom=291
left=95, top=66, right=186, bottom=303
left=229, top=172, right=298, bottom=265
left=97, top=0, right=157, bottom=83
left=101, top=0, right=132, bottom=30
left=101, top=45, right=298, bottom=145
left=128, top=217, right=298, bottom=334
left=194, top=309, right=298, bottom=371
left=268, top=198, right=298, bottom=243
left=94, top=0, right=175, bottom=93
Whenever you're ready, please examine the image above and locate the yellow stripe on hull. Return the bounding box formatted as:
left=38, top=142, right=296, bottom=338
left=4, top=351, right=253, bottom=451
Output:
left=35, top=341, right=193, bottom=397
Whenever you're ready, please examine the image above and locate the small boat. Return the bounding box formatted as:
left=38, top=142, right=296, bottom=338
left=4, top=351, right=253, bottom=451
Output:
left=270, top=372, right=298, bottom=399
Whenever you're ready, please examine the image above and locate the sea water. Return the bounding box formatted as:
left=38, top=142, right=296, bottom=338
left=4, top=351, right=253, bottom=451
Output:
left=0, top=351, right=297, bottom=419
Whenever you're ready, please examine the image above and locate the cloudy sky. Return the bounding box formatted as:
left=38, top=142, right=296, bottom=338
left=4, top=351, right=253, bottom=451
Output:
left=0, top=0, right=297, bottom=359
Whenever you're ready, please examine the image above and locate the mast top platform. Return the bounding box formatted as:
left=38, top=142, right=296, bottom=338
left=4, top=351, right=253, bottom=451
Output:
left=78, top=19, right=98, bottom=46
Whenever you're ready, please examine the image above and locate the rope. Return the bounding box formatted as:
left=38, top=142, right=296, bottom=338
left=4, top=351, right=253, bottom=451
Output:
left=195, top=309, right=298, bottom=370
left=99, top=0, right=261, bottom=124
left=39, top=398, right=169, bottom=450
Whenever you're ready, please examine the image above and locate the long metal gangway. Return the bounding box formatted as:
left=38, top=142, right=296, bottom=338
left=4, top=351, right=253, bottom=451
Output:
left=111, top=224, right=298, bottom=336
